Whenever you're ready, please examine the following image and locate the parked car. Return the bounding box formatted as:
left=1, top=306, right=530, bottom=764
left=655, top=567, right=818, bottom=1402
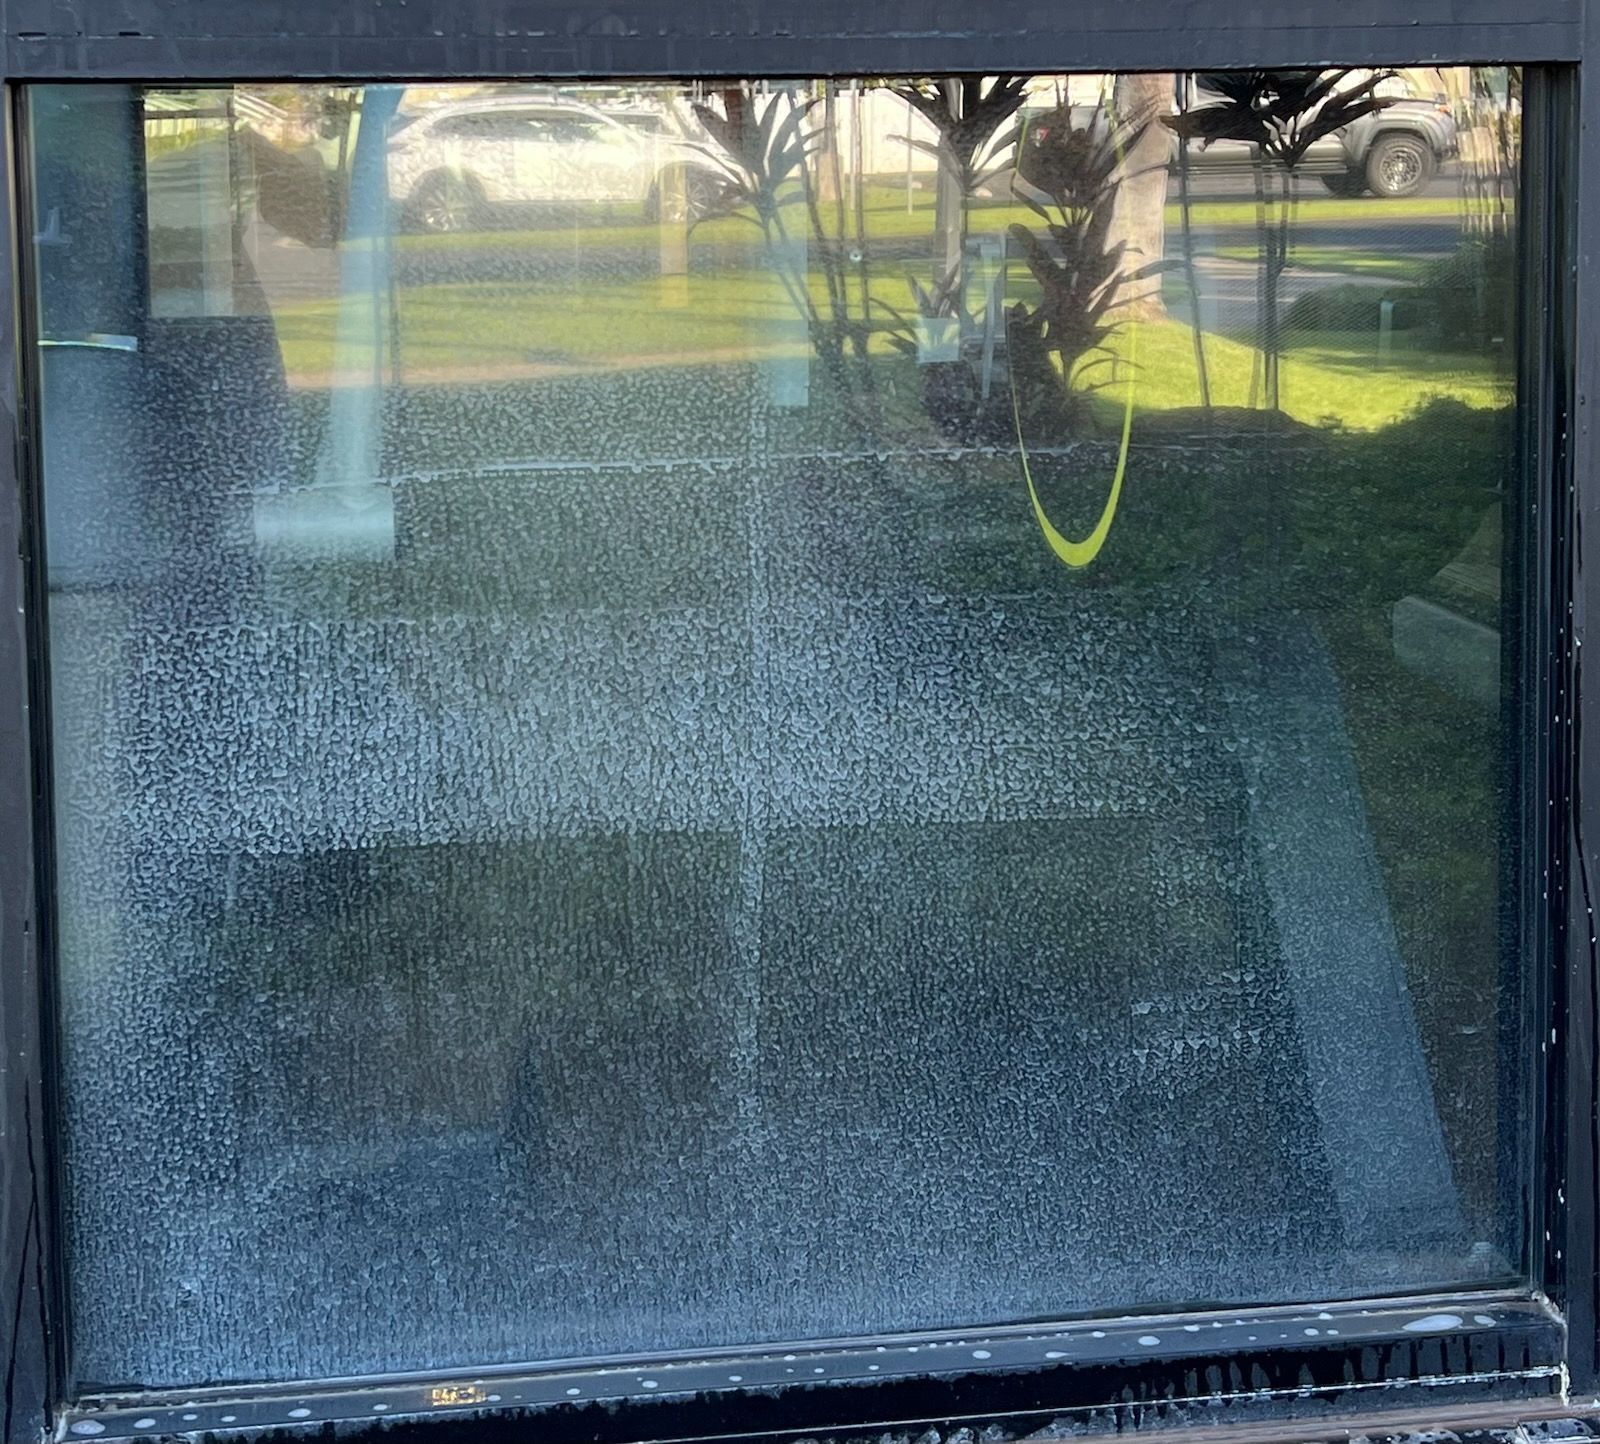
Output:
left=1022, top=74, right=1458, bottom=199
left=386, top=93, right=733, bottom=231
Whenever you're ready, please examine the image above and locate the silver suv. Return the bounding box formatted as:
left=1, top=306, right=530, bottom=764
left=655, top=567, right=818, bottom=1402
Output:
left=1025, top=74, right=1460, bottom=200
left=1176, top=72, right=1461, bottom=198
left=386, top=93, right=730, bottom=231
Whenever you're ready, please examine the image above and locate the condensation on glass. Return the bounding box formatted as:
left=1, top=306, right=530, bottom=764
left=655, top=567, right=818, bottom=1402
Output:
left=28, top=71, right=1527, bottom=1389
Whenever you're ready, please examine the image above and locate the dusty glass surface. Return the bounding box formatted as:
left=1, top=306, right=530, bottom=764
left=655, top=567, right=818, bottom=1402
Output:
left=32, top=72, right=1526, bottom=1389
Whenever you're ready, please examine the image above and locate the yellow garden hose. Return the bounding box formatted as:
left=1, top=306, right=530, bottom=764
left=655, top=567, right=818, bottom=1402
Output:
left=1010, top=324, right=1138, bottom=568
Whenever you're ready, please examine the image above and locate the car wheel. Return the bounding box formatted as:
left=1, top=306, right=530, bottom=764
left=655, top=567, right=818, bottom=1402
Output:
left=1365, top=134, right=1435, bottom=198
left=683, top=168, right=728, bottom=220
left=1319, top=171, right=1367, bottom=198
left=649, top=167, right=728, bottom=224
left=410, top=171, right=482, bottom=234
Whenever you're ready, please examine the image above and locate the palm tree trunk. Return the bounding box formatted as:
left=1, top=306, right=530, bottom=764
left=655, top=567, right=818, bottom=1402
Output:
left=1105, top=71, right=1173, bottom=322
left=1249, top=145, right=1268, bottom=410
left=1175, top=115, right=1211, bottom=410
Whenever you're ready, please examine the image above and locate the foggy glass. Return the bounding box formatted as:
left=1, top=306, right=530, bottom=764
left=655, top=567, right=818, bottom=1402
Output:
left=32, top=72, right=1526, bottom=1390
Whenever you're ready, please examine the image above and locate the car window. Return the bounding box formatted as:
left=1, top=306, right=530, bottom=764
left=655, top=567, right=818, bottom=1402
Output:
left=522, top=111, right=630, bottom=144
left=613, top=113, right=667, bottom=134
left=432, top=111, right=532, bottom=141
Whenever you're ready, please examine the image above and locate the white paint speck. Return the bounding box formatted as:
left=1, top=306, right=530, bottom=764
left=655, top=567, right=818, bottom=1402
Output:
left=1474, top=1314, right=1496, bottom=1326
left=68, top=1425, right=105, bottom=1438
left=868, top=1365, right=880, bottom=1372
left=374, top=1404, right=390, bottom=1411
left=222, top=1417, right=236, bottom=1424
left=289, top=1407, right=312, bottom=1419
left=1138, top=1335, right=1161, bottom=1347
left=487, top=1394, right=501, bottom=1403
left=813, top=1367, right=825, bottom=1374
left=1045, top=1351, right=1065, bottom=1360
left=567, top=1387, right=582, bottom=1396
left=727, top=1376, right=742, bottom=1384
left=133, top=1423, right=156, bottom=1432
left=641, top=1380, right=659, bottom=1390
left=1090, top=1331, right=1106, bottom=1339
left=1304, top=1328, right=1320, bottom=1337
left=1402, top=1314, right=1463, bottom=1333
left=972, top=1350, right=992, bottom=1360
left=1182, top=1325, right=1201, bottom=1333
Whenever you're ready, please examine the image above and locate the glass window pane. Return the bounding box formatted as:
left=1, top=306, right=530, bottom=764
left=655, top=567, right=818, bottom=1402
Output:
left=31, top=70, right=1528, bottom=1391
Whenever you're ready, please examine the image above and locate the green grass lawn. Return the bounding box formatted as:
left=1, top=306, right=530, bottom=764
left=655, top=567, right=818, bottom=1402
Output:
left=1092, top=317, right=1509, bottom=430
left=270, top=154, right=1510, bottom=434
left=272, top=256, right=1509, bottom=434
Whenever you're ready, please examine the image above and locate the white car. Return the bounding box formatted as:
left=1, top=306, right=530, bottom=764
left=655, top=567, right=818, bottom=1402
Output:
left=386, top=94, right=732, bottom=231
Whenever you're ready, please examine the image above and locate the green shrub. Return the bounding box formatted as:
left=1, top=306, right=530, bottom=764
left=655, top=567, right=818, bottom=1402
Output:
left=1413, top=231, right=1517, bottom=348
left=1283, top=282, right=1423, bottom=334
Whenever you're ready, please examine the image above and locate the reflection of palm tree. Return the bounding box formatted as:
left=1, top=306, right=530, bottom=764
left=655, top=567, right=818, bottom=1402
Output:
left=860, top=79, right=1031, bottom=441
left=688, top=85, right=829, bottom=346
left=1460, top=67, right=1517, bottom=240
left=1105, top=73, right=1174, bottom=325
left=1162, top=70, right=1393, bottom=411
left=888, top=77, right=1030, bottom=316
left=1171, top=80, right=1212, bottom=413
left=1006, top=103, right=1160, bottom=436
left=244, top=129, right=341, bottom=249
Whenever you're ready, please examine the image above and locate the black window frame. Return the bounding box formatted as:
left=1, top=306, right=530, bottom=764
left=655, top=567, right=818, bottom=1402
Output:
left=0, top=2, right=1592, bottom=1441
